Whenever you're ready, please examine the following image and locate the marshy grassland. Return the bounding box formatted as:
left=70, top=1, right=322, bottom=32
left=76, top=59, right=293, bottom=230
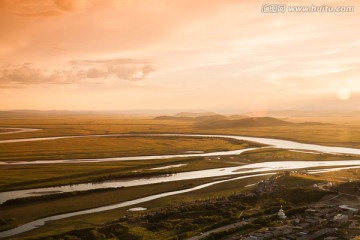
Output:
left=1, top=115, right=360, bottom=147
left=0, top=114, right=359, bottom=239
left=0, top=136, right=254, bottom=161
left=10, top=169, right=359, bottom=240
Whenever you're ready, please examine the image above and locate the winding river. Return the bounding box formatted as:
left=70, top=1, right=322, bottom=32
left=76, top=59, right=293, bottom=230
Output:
left=0, top=173, right=274, bottom=239
left=0, top=128, right=40, bottom=135
left=1, top=133, right=360, bottom=165
left=1, top=160, right=360, bottom=204
left=1, top=129, right=360, bottom=238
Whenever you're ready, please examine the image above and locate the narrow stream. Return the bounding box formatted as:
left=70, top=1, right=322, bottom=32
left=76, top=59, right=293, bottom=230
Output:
left=0, top=128, right=40, bottom=135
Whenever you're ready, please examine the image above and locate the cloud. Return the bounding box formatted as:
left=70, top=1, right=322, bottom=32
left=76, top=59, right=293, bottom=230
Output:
left=0, top=58, right=156, bottom=88
left=106, top=65, right=155, bottom=80
left=0, top=64, right=77, bottom=87
left=0, top=0, right=62, bottom=17
left=53, top=0, right=89, bottom=12
left=73, top=58, right=156, bottom=81
left=86, top=67, right=108, bottom=78
left=0, top=0, right=93, bottom=17
left=18, top=10, right=61, bottom=17
left=267, top=64, right=360, bottom=97
left=142, top=64, right=156, bottom=77
left=0, top=64, right=49, bottom=85
left=70, top=59, right=151, bottom=65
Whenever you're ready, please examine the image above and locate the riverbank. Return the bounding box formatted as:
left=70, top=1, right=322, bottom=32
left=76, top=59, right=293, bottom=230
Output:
left=0, top=174, right=272, bottom=238
left=9, top=168, right=359, bottom=240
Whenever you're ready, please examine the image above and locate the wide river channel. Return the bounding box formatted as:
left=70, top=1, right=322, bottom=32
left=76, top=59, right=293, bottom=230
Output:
left=0, top=131, right=360, bottom=238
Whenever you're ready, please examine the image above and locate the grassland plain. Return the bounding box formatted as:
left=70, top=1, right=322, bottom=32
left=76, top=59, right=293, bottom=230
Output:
left=1, top=148, right=357, bottom=192
left=2, top=174, right=271, bottom=239
left=0, top=177, right=220, bottom=231
left=0, top=116, right=360, bottom=148
left=1, top=115, right=360, bottom=239
left=0, top=136, right=253, bottom=161
left=0, top=129, right=14, bottom=134
left=13, top=169, right=358, bottom=240
left=0, top=157, right=237, bottom=191
left=0, top=166, right=356, bottom=239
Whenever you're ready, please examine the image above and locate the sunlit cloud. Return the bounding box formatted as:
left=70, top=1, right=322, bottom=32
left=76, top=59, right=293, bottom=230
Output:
left=71, top=58, right=156, bottom=81
left=0, top=58, right=156, bottom=88
left=0, top=0, right=359, bottom=110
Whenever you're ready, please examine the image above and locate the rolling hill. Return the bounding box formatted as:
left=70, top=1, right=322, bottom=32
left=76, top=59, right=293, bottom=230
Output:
left=153, top=112, right=330, bottom=128
left=153, top=113, right=226, bottom=121
left=195, top=117, right=294, bottom=129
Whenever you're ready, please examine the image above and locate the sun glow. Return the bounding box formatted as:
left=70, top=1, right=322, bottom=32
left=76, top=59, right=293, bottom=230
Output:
left=337, top=88, right=352, bottom=101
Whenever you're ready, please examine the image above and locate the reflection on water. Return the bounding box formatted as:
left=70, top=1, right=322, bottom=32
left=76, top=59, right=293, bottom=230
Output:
left=0, top=133, right=360, bottom=165
left=0, top=147, right=262, bottom=165
left=0, top=127, right=40, bottom=135
left=1, top=131, right=360, bottom=238
left=0, top=173, right=274, bottom=238
left=128, top=207, right=147, bottom=211
left=1, top=160, right=360, bottom=204
left=150, top=163, right=187, bottom=170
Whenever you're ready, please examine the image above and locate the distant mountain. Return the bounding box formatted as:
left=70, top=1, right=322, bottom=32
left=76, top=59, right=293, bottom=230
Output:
left=153, top=111, right=224, bottom=121
left=297, top=122, right=333, bottom=126
left=227, top=114, right=249, bottom=120
left=153, top=116, right=193, bottom=120
left=153, top=114, right=226, bottom=121
left=195, top=117, right=294, bottom=129
left=194, top=114, right=227, bottom=121
left=247, top=110, right=360, bottom=118
left=173, top=111, right=218, bottom=118
left=153, top=112, right=330, bottom=128
left=0, top=110, right=90, bottom=118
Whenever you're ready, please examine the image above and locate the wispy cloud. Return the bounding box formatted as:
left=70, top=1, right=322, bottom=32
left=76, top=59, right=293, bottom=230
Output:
left=0, top=0, right=95, bottom=17
left=71, top=58, right=156, bottom=81
left=53, top=0, right=90, bottom=12
left=0, top=58, right=156, bottom=88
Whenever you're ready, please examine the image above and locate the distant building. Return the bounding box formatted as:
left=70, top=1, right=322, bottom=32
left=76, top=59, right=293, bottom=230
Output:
left=333, top=214, right=348, bottom=225
left=278, top=206, right=287, bottom=219
left=339, top=205, right=358, bottom=213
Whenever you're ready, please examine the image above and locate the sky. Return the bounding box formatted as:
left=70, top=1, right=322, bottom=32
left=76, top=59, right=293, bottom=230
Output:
left=0, top=0, right=359, bottom=113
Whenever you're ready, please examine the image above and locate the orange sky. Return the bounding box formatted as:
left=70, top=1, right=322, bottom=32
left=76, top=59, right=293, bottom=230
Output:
left=0, top=0, right=359, bottom=112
